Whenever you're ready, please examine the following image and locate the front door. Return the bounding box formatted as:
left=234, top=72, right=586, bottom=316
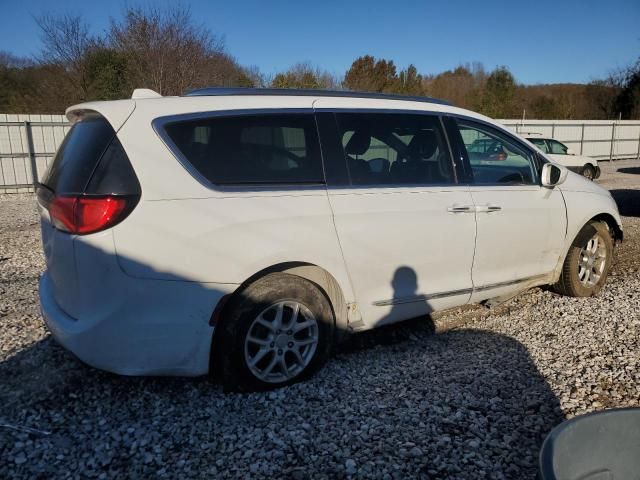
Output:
left=315, top=107, right=477, bottom=329
left=449, top=118, right=566, bottom=302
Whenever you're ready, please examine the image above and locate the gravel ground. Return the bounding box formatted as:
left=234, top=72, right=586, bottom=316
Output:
left=1, top=160, right=639, bottom=479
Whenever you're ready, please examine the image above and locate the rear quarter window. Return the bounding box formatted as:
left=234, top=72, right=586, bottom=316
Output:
left=160, top=113, right=324, bottom=185
left=43, top=116, right=116, bottom=193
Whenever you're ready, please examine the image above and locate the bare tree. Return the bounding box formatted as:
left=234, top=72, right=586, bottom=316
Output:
left=35, top=13, right=96, bottom=99
left=243, top=65, right=268, bottom=88
left=0, top=51, right=34, bottom=69
left=109, top=5, right=243, bottom=95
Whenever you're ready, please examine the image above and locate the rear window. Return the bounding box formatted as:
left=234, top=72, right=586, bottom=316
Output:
left=43, top=116, right=115, bottom=194
left=162, top=114, right=324, bottom=185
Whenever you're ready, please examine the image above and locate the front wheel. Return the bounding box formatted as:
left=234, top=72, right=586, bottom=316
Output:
left=215, top=273, right=335, bottom=391
left=553, top=221, right=613, bottom=297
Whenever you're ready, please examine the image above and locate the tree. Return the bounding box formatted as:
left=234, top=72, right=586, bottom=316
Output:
left=35, top=13, right=97, bottom=101
left=395, top=65, right=423, bottom=95
left=614, top=58, right=640, bottom=119
left=585, top=80, right=620, bottom=119
left=271, top=62, right=338, bottom=89
left=109, top=5, right=246, bottom=95
left=85, top=48, right=129, bottom=100
left=343, top=55, right=398, bottom=92
left=479, top=66, right=516, bottom=118
left=424, top=64, right=486, bottom=108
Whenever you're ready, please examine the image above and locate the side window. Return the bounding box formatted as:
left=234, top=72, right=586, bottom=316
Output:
left=528, top=138, right=549, bottom=153
left=457, top=121, right=537, bottom=185
left=162, top=114, right=323, bottom=185
left=335, top=112, right=454, bottom=186
left=548, top=139, right=568, bottom=155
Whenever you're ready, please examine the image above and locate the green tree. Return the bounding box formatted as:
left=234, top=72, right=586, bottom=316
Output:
left=394, top=65, right=423, bottom=95
left=479, top=66, right=516, bottom=118
left=85, top=48, right=129, bottom=100
left=271, top=62, right=337, bottom=89
left=343, top=55, right=398, bottom=92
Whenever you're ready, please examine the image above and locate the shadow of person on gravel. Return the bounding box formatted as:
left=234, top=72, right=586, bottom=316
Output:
left=1, top=253, right=564, bottom=479
left=339, top=266, right=436, bottom=353
left=609, top=189, right=640, bottom=217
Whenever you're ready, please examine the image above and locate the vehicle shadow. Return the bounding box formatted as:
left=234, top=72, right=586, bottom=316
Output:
left=1, top=261, right=564, bottom=478
left=1, top=324, right=562, bottom=478
left=609, top=189, right=640, bottom=217
left=617, top=167, right=640, bottom=175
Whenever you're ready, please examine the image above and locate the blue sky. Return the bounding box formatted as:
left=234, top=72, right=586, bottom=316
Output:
left=0, top=0, right=638, bottom=85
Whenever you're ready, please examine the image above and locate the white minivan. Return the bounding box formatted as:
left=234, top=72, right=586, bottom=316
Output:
left=37, top=88, right=623, bottom=391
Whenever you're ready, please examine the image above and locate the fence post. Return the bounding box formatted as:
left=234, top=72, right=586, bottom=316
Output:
left=23, top=121, right=38, bottom=188
left=551, top=123, right=555, bottom=138
left=580, top=123, right=585, bottom=155
left=637, top=127, right=640, bottom=160
left=609, top=122, right=616, bottom=161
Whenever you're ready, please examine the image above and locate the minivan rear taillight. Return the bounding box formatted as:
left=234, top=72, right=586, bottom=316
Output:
left=49, top=195, right=135, bottom=234
left=42, top=193, right=137, bottom=235
left=38, top=112, right=141, bottom=235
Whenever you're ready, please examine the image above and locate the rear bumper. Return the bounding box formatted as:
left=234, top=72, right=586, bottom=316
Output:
left=39, top=272, right=232, bottom=376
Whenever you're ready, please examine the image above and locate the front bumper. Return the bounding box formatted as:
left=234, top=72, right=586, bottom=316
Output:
left=39, top=272, right=229, bottom=376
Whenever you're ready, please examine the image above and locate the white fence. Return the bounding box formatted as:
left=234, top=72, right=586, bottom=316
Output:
left=500, top=119, right=640, bottom=160
left=1, top=114, right=639, bottom=192
left=0, top=114, right=70, bottom=192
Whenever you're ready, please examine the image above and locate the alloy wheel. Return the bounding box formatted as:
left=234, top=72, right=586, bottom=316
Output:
left=244, top=300, right=319, bottom=383
left=577, top=233, right=607, bottom=287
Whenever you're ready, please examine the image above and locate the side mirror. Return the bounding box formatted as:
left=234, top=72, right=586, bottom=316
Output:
left=541, top=163, right=568, bottom=188
left=566, top=148, right=575, bottom=155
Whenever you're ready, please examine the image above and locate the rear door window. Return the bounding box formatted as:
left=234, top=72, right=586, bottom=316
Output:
left=334, top=112, right=455, bottom=186
left=161, top=114, right=324, bottom=185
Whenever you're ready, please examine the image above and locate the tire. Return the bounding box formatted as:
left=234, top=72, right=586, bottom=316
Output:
left=553, top=221, right=613, bottom=297
left=582, top=164, right=596, bottom=181
left=215, top=273, right=335, bottom=392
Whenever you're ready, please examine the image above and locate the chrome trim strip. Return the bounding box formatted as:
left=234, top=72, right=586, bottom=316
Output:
left=473, top=274, right=548, bottom=292
left=372, top=274, right=548, bottom=306
left=372, top=288, right=473, bottom=306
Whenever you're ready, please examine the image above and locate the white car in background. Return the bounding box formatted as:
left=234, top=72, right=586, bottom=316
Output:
left=523, top=134, right=601, bottom=180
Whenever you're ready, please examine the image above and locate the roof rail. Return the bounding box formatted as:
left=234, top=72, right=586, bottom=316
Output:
left=182, top=87, right=451, bottom=106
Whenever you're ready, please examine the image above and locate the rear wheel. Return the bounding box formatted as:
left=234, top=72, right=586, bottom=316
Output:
left=582, top=164, right=596, bottom=181
left=553, top=222, right=613, bottom=297
left=215, top=273, right=334, bottom=391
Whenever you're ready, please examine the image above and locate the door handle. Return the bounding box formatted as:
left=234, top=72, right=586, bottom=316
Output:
left=447, top=205, right=475, bottom=213
left=476, top=204, right=502, bottom=213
